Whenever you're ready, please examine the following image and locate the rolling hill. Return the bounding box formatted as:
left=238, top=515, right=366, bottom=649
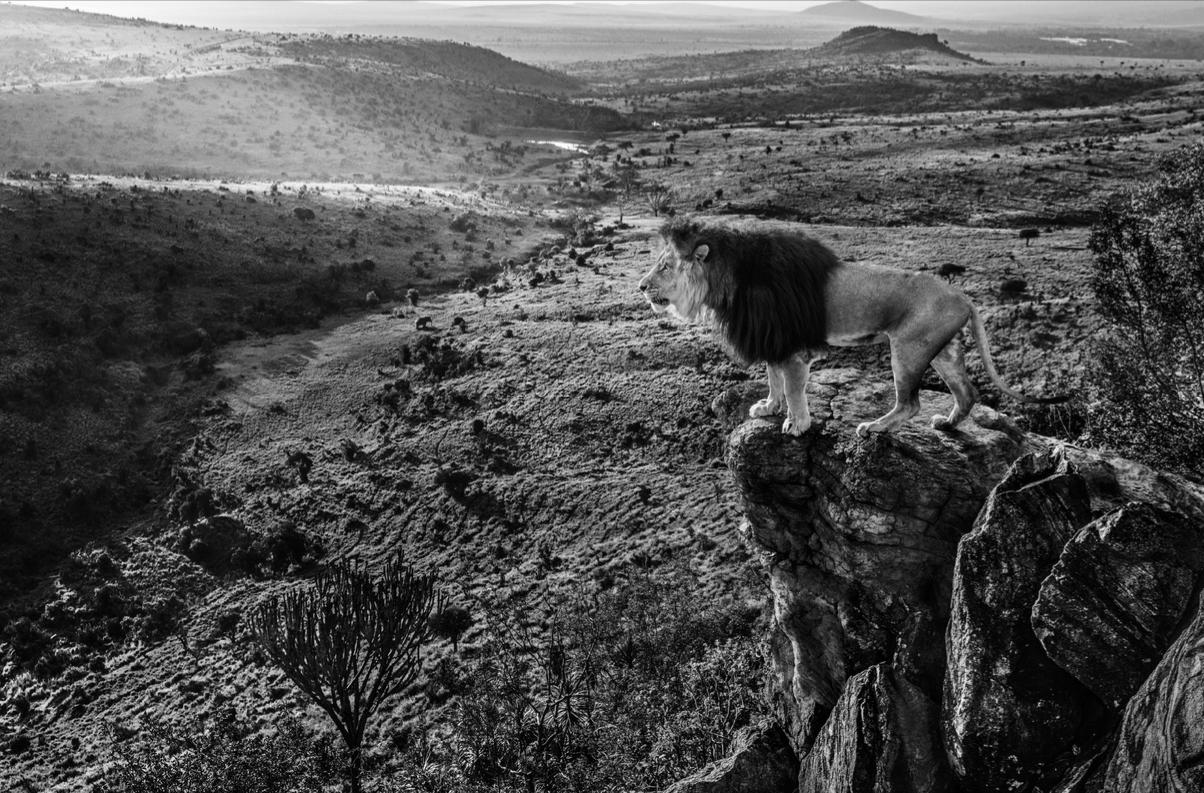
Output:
left=0, top=4, right=628, bottom=183
left=809, top=26, right=980, bottom=63
left=564, top=25, right=990, bottom=107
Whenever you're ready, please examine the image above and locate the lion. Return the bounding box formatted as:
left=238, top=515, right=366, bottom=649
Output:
left=639, top=216, right=1061, bottom=437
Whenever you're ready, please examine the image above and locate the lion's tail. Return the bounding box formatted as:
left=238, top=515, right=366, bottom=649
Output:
left=967, top=302, right=1069, bottom=405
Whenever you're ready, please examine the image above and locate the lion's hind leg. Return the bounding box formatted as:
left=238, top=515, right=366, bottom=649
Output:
left=749, top=364, right=786, bottom=418
left=928, top=337, right=978, bottom=432
left=856, top=334, right=937, bottom=437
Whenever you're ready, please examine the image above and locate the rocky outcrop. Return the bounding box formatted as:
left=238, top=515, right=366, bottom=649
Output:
left=1094, top=597, right=1204, bottom=792
left=721, top=368, right=1204, bottom=793
left=942, top=450, right=1103, bottom=792
left=799, top=663, right=946, bottom=793
left=1032, top=503, right=1202, bottom=709
left=727, top=369, right=1031, bottom=757
left=665, top=724, right=799, bottom=793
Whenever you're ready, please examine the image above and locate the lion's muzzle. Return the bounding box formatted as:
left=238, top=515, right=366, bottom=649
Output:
left=639, top=282, right=671, bottom=314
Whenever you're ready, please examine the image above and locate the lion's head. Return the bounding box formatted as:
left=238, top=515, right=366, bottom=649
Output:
left=638, top=234, right=711, bottom=320
left=639, top=216, right=840, bottom=364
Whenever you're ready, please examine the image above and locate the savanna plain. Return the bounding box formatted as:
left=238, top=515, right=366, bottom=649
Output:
left=2, top=2, right=1204, bottom=791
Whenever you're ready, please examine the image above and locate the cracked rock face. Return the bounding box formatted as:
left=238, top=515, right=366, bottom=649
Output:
left=664, top=723, right=800, bottom=793
left=724, top=368, right=1204, bottom=793
left=727, top=368, right=1032, bottom=782
left=799, top=663, right=947, bottom=793
left=942, top=450, right=1103, bottom=793
left=1097, top=597, right=1204, bottom=793
left=1032, top=503, right=1202, bottom=710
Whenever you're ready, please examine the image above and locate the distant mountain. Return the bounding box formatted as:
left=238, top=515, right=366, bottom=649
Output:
left=809, top=26, right=979, bottom=62
left=798, top=0, right=930, bottom=27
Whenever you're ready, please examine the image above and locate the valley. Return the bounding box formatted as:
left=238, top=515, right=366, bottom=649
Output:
left=2, top=2, right=1204, bottom=791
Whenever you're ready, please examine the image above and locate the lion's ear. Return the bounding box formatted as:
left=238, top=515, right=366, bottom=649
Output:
left=692, top=244, right=711, bottom=264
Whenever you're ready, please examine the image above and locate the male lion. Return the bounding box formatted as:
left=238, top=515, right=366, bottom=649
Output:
left=639, top=216, right=1059, bottom=436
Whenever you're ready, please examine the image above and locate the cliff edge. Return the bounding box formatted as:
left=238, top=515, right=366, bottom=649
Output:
left=712, top=367, right=1204, bottom=792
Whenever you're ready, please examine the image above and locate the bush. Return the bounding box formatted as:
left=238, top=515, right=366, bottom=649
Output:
left=1087, top=142, right=1204, bottom=479
left=645, top=185, right=675, bottom=217
left=403, top=336, right=486, bottom=381
left=137, top=594, right=186, bottom=644
left=428, top=605, right=473, bottom=652
left=423, top=566, right=766, bottom=792
left=100, top=708, right=341, bottom=793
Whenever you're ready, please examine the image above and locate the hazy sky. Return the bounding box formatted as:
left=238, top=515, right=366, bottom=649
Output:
left=11, top=0, right=1204, bottom=28
left=12, top=0, right=833, bottom=14
left=5, top=1, right=1020, bottom=22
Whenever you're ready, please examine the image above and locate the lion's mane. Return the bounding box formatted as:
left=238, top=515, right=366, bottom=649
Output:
left=660, top=216, right=840, bottom=364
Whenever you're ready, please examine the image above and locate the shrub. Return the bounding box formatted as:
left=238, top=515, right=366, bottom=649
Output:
left=261, top=520, right=320, bottom=575
left=645, top=185, right=675, bottom=217
left=137, top=594, right=186, bottom=644
left=1087, top=142, right=1204, bottom=479
left=426, top=565, right=766, bottom=792
left=428, top=605, right=473, bottom=652
left=100, top=708, right=340, bottom=793
left=403, top=336, right=486, bottom=381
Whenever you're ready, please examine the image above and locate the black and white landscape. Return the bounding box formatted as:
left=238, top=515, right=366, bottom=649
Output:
left=2, top=1, right=1203, bottom=791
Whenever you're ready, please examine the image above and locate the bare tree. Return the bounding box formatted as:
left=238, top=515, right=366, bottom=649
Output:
left=248, top=558, right=439, bottom=793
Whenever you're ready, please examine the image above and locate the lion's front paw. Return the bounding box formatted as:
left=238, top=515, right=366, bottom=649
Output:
left=855, top=421, right=881, bottom=437
left=749, top=397, right=784, bottom=418
left=931, top=415, right=955, bottom=432
left=782, top=415, right=811, bottom=436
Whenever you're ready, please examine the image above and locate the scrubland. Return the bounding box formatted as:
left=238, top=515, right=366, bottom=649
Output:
left=3, top=5, right=1204, bottom=790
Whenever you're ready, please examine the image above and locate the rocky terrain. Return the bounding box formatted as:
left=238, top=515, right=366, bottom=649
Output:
left=3, top=3, right=1204, bottom=792
left=704, top=370, right=1204, bottom=792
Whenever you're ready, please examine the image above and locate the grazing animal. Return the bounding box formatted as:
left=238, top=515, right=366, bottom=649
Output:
left=639, top=216, right=1061, bottom=436
left=293, top=207, right=315, bottom=221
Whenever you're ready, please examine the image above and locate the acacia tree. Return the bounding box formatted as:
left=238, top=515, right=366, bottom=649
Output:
left=248, top=558, right=439, bottom=793
left=1088, top=142, right=1204, bottom=479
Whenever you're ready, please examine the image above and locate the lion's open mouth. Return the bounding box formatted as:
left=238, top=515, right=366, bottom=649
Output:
left=645, top=294, right=671, bottom=314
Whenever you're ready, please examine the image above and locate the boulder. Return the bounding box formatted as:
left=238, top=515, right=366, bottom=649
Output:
left=942, top=450, right=1101, bottom=793
left=1032, top=503, right=1202, bottom=708
left=663, top=723, right=798, bottom=793
left=1094, top=596, right=1204, bottom=792
left=799, top=663, right=947, bottom=793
